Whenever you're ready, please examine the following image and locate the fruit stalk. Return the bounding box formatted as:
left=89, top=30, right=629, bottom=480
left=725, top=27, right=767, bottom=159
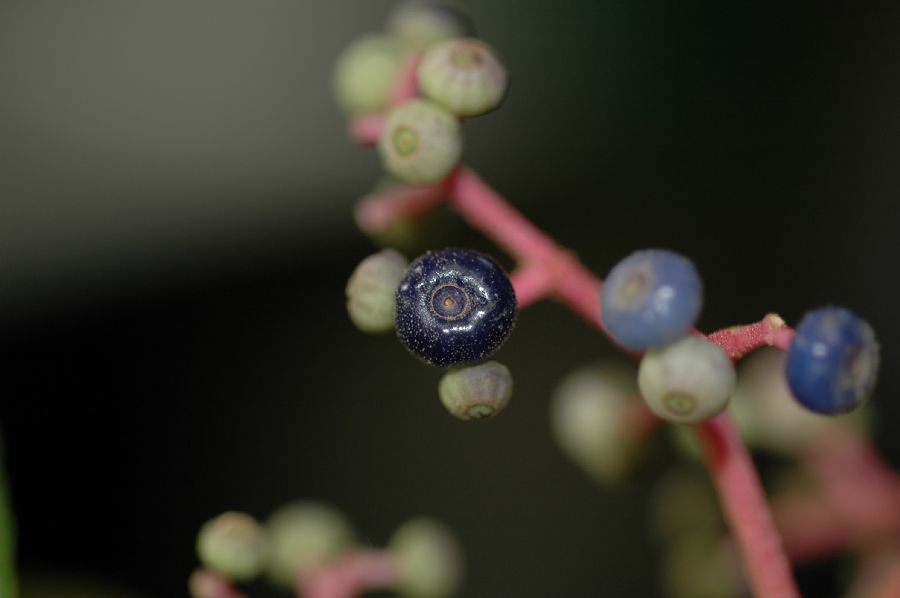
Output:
left=297, top=550, right=397, bottom=598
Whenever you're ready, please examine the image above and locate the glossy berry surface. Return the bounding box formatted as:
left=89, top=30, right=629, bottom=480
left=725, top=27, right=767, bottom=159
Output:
left=785, top=306, right=879, bottom=414
left=395, top=247, right=517, bottom=367
left=600, top=249, right=703, bottom=351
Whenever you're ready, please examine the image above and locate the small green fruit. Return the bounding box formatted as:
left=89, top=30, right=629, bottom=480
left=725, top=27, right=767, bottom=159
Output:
left=386, top=1, right=475, bottom=50
left=346, top=249, right=409, bottom=334
left=438, top=361, right=513, bottom=420
left=378, top=99, right=463, bottom=185
left=389, top=517, right=463, bottom=598
left=418, top=37, right=508, bottom=117
left=333, top=34, right=407, bottom=115
left=265, top=501, right=355, bottom=586
left=195, top=511, right=268, bottom=582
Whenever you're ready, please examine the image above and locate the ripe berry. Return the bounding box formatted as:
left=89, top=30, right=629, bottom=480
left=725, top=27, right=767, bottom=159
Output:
left=785, top=306, right=879, bottom=415
left=418, top=37, right=508, bottom=117
left=600, top=249, right=703, bottom=351
left=378, top=99, right=463, bottom=185
left=388, top=517, right=464, bottom=598
left=438, top=361, right=513, bottom=420
left=638, top=336, right=736, bottom=424
left=333, top=34, right=407, bottom=115
left=395, top=247, right=517, bottom=367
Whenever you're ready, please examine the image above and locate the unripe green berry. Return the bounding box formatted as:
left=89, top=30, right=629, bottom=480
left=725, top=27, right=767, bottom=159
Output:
left=638, top=336, right=736, bottom=424
left=389, top=518, right=463, bottom=598
left=265, top=501, right=355, bottom=586
left=549, top=362, right=645, bottom=483
left=346, top=249, right=409, bottom=334
left=333, top=34, right=407, bottom=115
left=418, top=38, right=508, bottom=117
left=378, top=99, right=463, bottom=185
left=438, top=361, right=513, bottom=420
left=386, top=0, right=475, bottom=50
left=195, top=511, right=268, bottom=582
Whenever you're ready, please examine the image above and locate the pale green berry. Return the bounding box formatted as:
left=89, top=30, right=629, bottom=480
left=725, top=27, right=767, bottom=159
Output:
left=438, top=361, right=512, bottom=420
left=195, top=512, right=268, bottom=582
left=378, top=99, right=463, bottom=185
left=549, top=361, right=645, bottom=483
left=265, top=501, right=355, bottom=586
left=638, top=336, right=736, bottom=424
left=386, top=0, right=475, bottom=50
left=389, top=518, right=463, bottom=598
left=333, top=34, right=407, bottom=115
left=346, top=249, right=409, bottom=334
left=418, top=38, right=508, bottom=117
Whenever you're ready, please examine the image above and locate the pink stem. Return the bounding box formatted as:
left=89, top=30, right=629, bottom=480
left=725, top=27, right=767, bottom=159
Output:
left=298, top=550, right=398, bottom=598
left=188, top=570, right=247, bottom=598
left=509, top=263, right=554, bottom=308
left=707, top=314, right=795, bottom=359
left=390, top=53, right=422, bottom=106
left=354, top=182, right=447, bottom=235
left=347, top=114, right=383, bottom=146
left=697, top=417, right=800, bottom=598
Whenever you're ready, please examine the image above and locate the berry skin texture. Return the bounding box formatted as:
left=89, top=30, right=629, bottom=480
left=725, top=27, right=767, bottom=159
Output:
left=600, top=249, right=703, bottom=351
left=418, top=37, right=508, bottom=117
left=333, top=34, right=407, bottom=115
left=638, top=336, right=736, bottom=424
left=388, top=517, right=464, bottom=598
left=785, top=306, right=879, bottom=415
left=196, top=512, right=269, bottom=582
left=438, top=360, right=513, bottom=420
left=395, top=247, right=517, bottom=367
left=346, top=249, right=409, bottom=334
left=378, top=99, right=463, bottom=185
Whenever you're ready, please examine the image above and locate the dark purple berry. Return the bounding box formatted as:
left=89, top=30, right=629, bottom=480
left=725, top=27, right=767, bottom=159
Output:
left=395, top=247, right=517, bottom=367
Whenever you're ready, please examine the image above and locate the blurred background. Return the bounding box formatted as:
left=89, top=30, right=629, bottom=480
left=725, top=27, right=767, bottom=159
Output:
left=1, top=0, right=899, bottom=596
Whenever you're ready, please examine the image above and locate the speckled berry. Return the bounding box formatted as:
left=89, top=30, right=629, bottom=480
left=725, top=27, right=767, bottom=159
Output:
left=395, top=248, right=517, bottom=367
left=333, top=34, right=408, bottom=115
left=196, top=512, right=269, bottom=582
left=638, top=336, right=736, bottom=424
left=785, top=306, right=879, bottom=415
left=265, top=501, right=355, bottom=586
left=418, top=37, right=508, bottom=117
left=386, top=0, right=475, bottom=50
left=378, top=99, right=463, bottom=185
left=346, top=249, right=409, bottom=334
left=601, top=249, right=703, bottom=351
left=388, top=517, right=464, bottom=598
left=438, top=361, right=513, bottom=420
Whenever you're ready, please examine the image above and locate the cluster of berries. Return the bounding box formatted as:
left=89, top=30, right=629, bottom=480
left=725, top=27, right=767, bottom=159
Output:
left=191, top=501, right=462, bottom=598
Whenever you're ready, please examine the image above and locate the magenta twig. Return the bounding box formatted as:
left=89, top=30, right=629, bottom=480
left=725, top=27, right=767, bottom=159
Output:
left=297, top=550, right=398, bottom=598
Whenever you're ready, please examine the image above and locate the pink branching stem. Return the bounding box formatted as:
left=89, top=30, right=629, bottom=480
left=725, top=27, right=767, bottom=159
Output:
left=707, top=313, right=795, bottom=359
left=297, top=550, right=398, bottom=598
left=189, top=570, right=247, bottom=598
left=354, top=182, right=447, bottom=235
left=509, top=263, right=555, bottom=308
left=352, top=125, right=800, bottom=595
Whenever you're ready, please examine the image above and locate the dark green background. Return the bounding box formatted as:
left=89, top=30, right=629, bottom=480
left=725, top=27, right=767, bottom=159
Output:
left=1, top=1, right=898, bottom=596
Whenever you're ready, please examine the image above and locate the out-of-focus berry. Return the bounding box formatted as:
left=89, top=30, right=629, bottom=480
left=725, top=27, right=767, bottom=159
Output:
left=378, top=99, right=463, bottom=185
left=346, top=249, right=409, bottom=334
left=196, top=512, right=268, bottom=582
left=438, top=361, right=513, bottom=420
left=386, top=0, right=475, bottom=50
left=418, top=38, right=507, bottom=117
left=333, top=34, right=408, bottom=115
left=388, top=517, right=464, bottom=598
